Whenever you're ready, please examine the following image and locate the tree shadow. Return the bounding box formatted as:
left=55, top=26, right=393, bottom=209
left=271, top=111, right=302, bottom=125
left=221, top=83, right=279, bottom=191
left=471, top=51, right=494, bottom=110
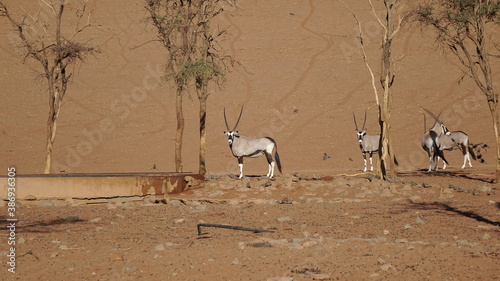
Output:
left=399, top=169, right=495, bottom=183
left=0, top=217, right=87, bottom=234
left=411, top=202, right=499, bottom=227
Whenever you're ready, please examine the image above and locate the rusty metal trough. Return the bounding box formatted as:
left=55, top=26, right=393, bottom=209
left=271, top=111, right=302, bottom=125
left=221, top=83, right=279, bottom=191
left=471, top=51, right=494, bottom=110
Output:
left=0, top=172, right=202, bottom=200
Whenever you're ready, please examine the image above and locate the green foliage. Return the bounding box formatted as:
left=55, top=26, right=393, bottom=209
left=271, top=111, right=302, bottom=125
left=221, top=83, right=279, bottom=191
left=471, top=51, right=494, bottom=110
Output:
left=417, top=0, right=500, bottom=31
left=173, top=60, right=226, bottom=89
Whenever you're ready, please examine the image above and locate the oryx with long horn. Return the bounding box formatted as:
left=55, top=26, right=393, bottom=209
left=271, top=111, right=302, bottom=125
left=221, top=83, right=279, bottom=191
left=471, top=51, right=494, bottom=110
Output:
left=223, top=106, right=282, bottom=179
left=421, top=107, right=449, bottom=171
left=353, top=111, right=380, bottom=172
left=423, top=107, right=476, bottom=169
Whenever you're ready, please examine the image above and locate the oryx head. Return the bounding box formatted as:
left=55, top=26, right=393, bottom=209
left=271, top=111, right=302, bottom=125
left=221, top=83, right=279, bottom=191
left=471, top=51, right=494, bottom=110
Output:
left=421, top=107, right=450, bottom=136
left=353, top=111, right=367, bottom=145
left=223, top=106, right=244, bottom=145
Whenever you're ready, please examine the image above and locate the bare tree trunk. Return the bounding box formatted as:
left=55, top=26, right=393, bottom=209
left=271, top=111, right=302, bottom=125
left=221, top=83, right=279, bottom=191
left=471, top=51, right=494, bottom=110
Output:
left=198, top=85, right=207, bottom=176
left=377, top=0, right=398, bottom=180
left=487, top=100, right=500, bottom=182
left=175, top=86, right=184, bottom=173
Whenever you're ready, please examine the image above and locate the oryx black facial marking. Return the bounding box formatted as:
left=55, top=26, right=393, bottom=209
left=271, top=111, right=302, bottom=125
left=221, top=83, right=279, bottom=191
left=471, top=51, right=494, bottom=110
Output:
left=353, top=111, right=380, bottom=172
left=223, top=106, right=282, bottom=179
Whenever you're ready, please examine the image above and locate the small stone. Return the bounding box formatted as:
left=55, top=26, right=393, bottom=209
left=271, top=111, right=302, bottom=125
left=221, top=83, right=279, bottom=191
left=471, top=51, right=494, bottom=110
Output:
left=155, top=244, right=165, bottom=251
left=192, top=205, right=207, bottom=213
left=380, top=263, right=394, bottom=271
left=381, top=189, right=393, bottom=197
left=409, top=196, right=422, bottom=204
left=482, top=233, right=491, bottom=240
left=266, top=277, right=294, bottom=281
left=403, top=224, right=413, bottom=229
left=89, top=217, right=101, bottom=223
left=478, top=184, right=492, bottom=194
left=50, top=252, right=59, bottom=258
left=64, top=216, right=80, bottom=222
left=169, top=200, right=182, bottom=206
left=277, top=216, right=292, bottom=222
left=415, top=216, right=426, bottom=225
left=17, top=237, right=25, bottom=244
left=394, top=238, right=408, bottom=244
left=302, top=240, right=317, bottom=247
left=109, top=253, right=124, bottom=262
left=231, top=258, right=239, bottom=265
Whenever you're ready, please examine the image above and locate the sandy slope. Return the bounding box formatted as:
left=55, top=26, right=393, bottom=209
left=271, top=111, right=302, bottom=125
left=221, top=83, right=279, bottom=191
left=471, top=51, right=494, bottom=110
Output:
left=0, top=0, right=497, bottom=176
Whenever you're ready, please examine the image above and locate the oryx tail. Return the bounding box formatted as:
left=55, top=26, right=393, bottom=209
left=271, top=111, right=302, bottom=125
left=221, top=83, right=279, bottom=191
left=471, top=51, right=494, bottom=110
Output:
left=267, top=137, right=282, bottom=174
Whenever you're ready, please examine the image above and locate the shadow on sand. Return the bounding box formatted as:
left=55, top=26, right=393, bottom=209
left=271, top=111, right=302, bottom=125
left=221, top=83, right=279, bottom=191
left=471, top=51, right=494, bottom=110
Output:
left=411, top=202, right=499, bottom=227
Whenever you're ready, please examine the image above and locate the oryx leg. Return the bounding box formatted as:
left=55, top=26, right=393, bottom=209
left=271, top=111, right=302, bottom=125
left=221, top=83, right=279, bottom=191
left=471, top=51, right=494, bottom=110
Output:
left=461, top=145, right=473, bottom=168
left=265, top=152, right=275, bottom=178
left=362, top=153, right=367, bottom=172
left=238, top=157, right=244, bottom=179
left=438, top=156, right=446, bottom=170
left=369, top=152, right=374, bottom=172
left=427, top=152, right=433, bottom=172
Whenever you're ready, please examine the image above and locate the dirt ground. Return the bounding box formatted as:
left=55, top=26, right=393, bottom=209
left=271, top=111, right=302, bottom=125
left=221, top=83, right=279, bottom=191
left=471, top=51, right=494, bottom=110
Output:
left=1, top=172, right=499, bottom=280
left=0, top=0, right=499, bottom=280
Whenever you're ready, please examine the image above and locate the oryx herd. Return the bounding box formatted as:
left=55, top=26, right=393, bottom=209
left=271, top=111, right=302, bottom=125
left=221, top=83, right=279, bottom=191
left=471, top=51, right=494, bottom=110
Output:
left=222, top=106, right=485, bottom=178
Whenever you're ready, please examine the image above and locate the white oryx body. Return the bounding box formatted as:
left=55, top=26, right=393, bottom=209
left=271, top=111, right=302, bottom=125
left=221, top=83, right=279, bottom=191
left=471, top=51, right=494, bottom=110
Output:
left=224, top=107, right=282, bottom=179
left=437, top=131, right=473, bottom=169
left=421, top=108, right=449, bottom=171
left=354, top=112, right=380, bottom=172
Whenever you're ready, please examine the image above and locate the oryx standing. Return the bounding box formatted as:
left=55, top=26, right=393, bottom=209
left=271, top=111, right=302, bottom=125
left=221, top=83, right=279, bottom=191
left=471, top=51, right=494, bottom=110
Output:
left=353, top=112, right=380, bottom=172
left=438, top=131, right=474, bottom=169
left=421, top=107, right=449, bottom=171
left=423, top=108, right=475, bottom=169
left=223, top=106, right=282, bottom=179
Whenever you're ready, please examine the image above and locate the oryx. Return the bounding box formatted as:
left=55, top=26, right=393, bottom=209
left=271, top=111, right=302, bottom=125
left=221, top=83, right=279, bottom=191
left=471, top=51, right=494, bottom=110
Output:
left=353, top=112, right=380, bottom=172
left=223, top=106, right=282, bottom=179
left=423, top=108, right=476, bottom=169
left=421, top=107, right=449, bottom=171
left=438, top=131, right=474, bottom=169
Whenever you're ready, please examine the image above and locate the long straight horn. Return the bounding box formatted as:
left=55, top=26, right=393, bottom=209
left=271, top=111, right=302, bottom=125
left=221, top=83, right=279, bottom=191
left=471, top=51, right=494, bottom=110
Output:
left=423, top=113, right=427, bottom=133
left=353, top=112, right=359, bottom=130
left=362, top=110, right=367, bottom=130
left=232, top=106, right=244, bottom=131
left=223, top=107, right=230, bottom=131
left=421, top=107, right=443, bottom=124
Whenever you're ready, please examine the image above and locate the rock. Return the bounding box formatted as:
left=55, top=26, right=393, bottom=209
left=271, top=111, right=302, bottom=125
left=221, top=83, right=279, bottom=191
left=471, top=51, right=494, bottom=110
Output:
left=380, top=263, right=394, bottom=271
left=394, top=238, right=408, bottom=243
left=482, top=233, right=491, bottom=240
left=109, top=253, right=124, bottom=262
left=409, top=195, right=422, bottom=204
left=17, top=237, right=25, bottom=244
left=24, top=195, right=37, bottom=201
left=266, top=277, right=293, bottom=281
left=478, top=184, right=492, bottom=194
left=155, top=244, right=165, bottom=251
left=64, top=216, right=80, bottom=222
left=231, top=258, right=239, bottom=265
left=89, top=217, right=102, bottom=223
left=415, top=216, right=426, bottom=225
left=403, top=224, right=413, bottom=229
left=309, top=273, right=331, bottom=280
left=381, top=189, right=393, bottom=197
left=192, top=205, right=207, bottom=213
left=302, top=240, right=317, bottom=247
left=169, top=200, right=182, bottom=206
left=277, top=216, right=292, bottom=222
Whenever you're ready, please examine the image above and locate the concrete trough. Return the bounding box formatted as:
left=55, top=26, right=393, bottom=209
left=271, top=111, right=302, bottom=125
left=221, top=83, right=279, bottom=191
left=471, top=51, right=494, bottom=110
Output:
left=0, top=172, right=202, bottom=200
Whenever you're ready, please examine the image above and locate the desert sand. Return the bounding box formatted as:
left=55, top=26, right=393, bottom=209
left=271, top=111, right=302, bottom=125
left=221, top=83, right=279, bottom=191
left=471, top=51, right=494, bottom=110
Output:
left=0, top=0, right=498, bottom=280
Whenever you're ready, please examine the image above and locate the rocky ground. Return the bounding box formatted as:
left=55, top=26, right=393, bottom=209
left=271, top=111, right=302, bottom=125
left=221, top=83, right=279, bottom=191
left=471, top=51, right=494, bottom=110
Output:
left=1, top=171, right=499, bottom=280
